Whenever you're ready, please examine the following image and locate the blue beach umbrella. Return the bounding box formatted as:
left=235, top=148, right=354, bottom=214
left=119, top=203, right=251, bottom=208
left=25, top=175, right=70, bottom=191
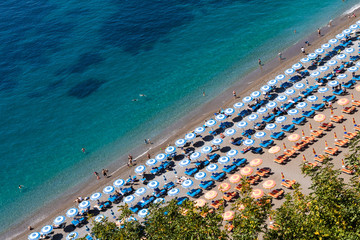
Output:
left=155, top=153, right=167, bottom=161
left=224, top=128, right=236, bottom=136
left=206, top=119, right=217, bottom=127
left=237, top=121, right=248, bottom=129
left=66, top=232, right=79, bottom=240
left=296, top=102, right=308, bottom=109
left=185, top=133, right=196, bottom=141
left=357, top=62, right=360, bottom=68
left=319, top=66, right=329, bottom=72
left=242, top=96, right=253, bottom=103
left=292, top=63, right=302, bottom=70
left=336, top=33, right=345, bottom=39
left=95, top=215, right=105, bottom=223
left=294, top=83, right=305, bottom=90
left=135, top=165, right=146, bottom=174
left=327, top=60, right=338, bottom=66
left=206, top=164, right=218, bottom=172
left=265, top=123, right=277, bottom=131
left=41, top=225, right=53, bottom=235
left=90, top=192, right=102, bottom=200
left=212, top=138, right=223, bottom=145
left=124, top=195, right=135, bottom=204
left=276, top=116, right=287, bottom=123
left=288, top=109, right=299, bottom=115
left=215, top=114, right=226, bottom=121
left=308, top=53, right=317, bottom=59
left=315, top=48, right=324, bottom=54
left=201, top=146, right=213, bottom=154
left=227, top=149, right=238, bottom=157
left=350, top=24, right=358, bottom=30
left=168, top=188, right=180, bottom=196
left=345, top=48, right=354, bottom=54
left=66, top=208, right=78, bottom=218
left=154, top=198, right=165, bottom=204
left=113, top=179, right=125, bottom=188
left=79, top=200, right=90, bottom=209
left=321, top=43, right=331, bottom=49
left=179, top=159, right=191, bottom=167
left=146, top=158, right=157, bottom=166
left=257, top=107, right=268, bottom=114
left=337, top=54, right=347, bottom=60
left=194, top=172, right=207, bottom=180
left=195, top=127, right=205, bottom=134
left=343, top=29, right=351, bottom=35
left=266, top=101, right=277, bottom=109
left=243, top=139, right=255, bottom=146
left=255, top=131, right=266, bottom=139
left=318, top=87, right=329, bottom=93
left=53, top=216, right=66, bottom=226
left=276, top=74, right=285, bottom=81
left=135, top=187, right=147, bottom=196
left=261, top=85, right=272, bottom=92
left=175, top=138, right=187, bottom=147
left=182, top=179, right=193, bottom=188
left=349, top=66, right=358, bottom=72
left=328, top=80, right=339, bottom=87
left=234, top=102, right=245, bottom=109
left=138, top=209, right=149, bottom=218
left=247, top=114, right=259, bottom=121
left=165, top=146, right=176, bottom=154
left=190, top=152, right=201, bottom=160
left=276, top=95, right=287, bottom=102
left=285, top=88, right=296, bottom=96
left=127, top=217, right=137, bottom=222
left=300, top=57, right=310, bottom=63
left=218, top=156, right=230, bottom=164
left=225, top=108, right=235, bottom=115
left=267, top=79, right=278, bottom=86
left=310, top=71, right=320, bottom=78
left=103, top=186, right=115, bottom=194
left=251, top=91, right=261, bottom=98
left=329, top=38, right=338, bottom=44
left=307, top=95, right=318, bottom=102
left=337, top=74, right=347, bottom=80
left=28, top=232, right=41, bottom=240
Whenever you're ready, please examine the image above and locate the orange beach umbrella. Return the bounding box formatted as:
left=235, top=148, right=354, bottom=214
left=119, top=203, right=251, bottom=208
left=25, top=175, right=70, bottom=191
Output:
left=268, top=146, right=281, bottom=154
left=314, top=114, right=326, bottom=122
left=194, top=199, right=206, bottom=207
left=263, top=180, right=276, bottom=189
left=288, top=134, right=300, bottom=142
left=223, top=211, right=235, bottom=221
left=337, top=98, right=350, bottom=106
left=218, top=183, right=231, bottom=192
left=251, top=189, right=264, bottom=199
left=205, top=191, right=218, bottom=200
left=240, top=167, right=253, bottom=176
left=229, top=174, right=242, bottom=183
left=250, top=158, right=263, bottom=167
left=356, top=85, right=360, bottom=92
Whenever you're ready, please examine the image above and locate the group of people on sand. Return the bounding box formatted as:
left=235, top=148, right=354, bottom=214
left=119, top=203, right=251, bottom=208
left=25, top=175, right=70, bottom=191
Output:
left=94, top=169, right=109, bottom=180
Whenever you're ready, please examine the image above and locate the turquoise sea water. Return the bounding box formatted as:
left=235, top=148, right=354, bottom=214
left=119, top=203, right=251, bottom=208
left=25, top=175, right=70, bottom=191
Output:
left=0, top=0, right=359, bottom=233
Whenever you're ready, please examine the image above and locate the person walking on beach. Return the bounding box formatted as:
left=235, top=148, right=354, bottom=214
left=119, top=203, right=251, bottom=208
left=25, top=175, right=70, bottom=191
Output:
left=233, top=90, right=237, bottom=99
left=147, top=152, right=151, bottom=159
left=128, top=154, right=133, bottom=166
left=317, top=28, right=321, bottom=37
left=301, top=47, right=305, bottom=54
left=144, top=139, right=148, bottom=144
left=278, top=52, right=282, bottom=61
left=147, top=139, right=152, bottom=144
left=94, top=172, right=100, bottom=180
left=102, top=169, right=109, bottom=178
left=258, top=59, right=262, bottom=67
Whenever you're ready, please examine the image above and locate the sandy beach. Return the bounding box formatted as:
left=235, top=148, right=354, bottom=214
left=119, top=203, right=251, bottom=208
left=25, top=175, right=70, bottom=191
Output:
left=8, top=6, right=360, bottom=240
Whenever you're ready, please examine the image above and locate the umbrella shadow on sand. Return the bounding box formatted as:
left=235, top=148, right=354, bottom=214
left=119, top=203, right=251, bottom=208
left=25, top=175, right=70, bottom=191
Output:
left=193, top=141, right=204, bottom=148
left=52, top=233, right=64, bottom=240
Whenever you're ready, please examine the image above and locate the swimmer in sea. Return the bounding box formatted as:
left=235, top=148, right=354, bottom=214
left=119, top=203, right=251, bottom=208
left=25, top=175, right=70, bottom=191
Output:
left=132, top=99, right=138, bottom=102
left=139, top=94, right=146, bottom=97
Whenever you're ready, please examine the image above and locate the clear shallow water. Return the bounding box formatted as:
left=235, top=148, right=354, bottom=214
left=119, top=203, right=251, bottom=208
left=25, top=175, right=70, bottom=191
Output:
left=0, top=0, right=358, bottom=233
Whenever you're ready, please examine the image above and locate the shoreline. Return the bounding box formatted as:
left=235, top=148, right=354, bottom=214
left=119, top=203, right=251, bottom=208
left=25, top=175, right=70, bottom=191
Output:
left=6, top=6, right=360, bottom=240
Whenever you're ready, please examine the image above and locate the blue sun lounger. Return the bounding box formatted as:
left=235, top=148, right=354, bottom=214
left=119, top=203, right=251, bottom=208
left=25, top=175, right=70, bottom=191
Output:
left=270, top=131, right=285, bottom=140
left=185, top=168, right=198, bottom=176
left=187, top=188, right=202, bottom=198
left=211, top=172, right=226, bottom=181
left=281, top=124, right=295, bottom=132
left=323, top=95, right=336, bottom=102
left=311, top=103, right=325, bottom=111
left=223, top=164, right=237, bottom=173
left=233, top=158, right=247, bottom=166
left=199, top=180, right=215, bottom=190
left=302, top=110, right=315, bottom=118
left=259, top=139, right=274, bottom=148
left=292, top=117, right=306, bottom=125
left=177, top=197, right=188, bottom=205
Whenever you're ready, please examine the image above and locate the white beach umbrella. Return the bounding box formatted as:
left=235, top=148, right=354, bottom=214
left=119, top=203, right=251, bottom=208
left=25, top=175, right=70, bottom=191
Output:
left=261, top=85, right=272, bottom=92
left=215, top=114, right=226, bottom=121
left=337, top=74, right=347, bottom=80
left=296, top=102, right=308, bottom=109
left=185, top=133, right=196, bottom=141
left=243, top=139, right=255, bottom=146
left=265, top=123, right=277, bottom=131
left=321, top=43, right=331, bottom=49
left=336, top=33, right=345, bottom=39
left=182, top=179, right=194, bottom=189
left=218, top=156, right=230, bottom=164
left=275, top=116, right=287, bottom=123
left=201, top=146, right=213, bottom=154
left=318, top=87, right=329, bottom=93
left=175, top=138, right=187, bottom=147
left=315, top=48, right=325, bottom=54
left=135, top=165, right=146, bottom=174
left=90, top=192, right=102, bottom=200
left=343, top=29, right=351, bottom=35
left=327, top=60, right=337, bottom=66
left=247, top=114, right=259, bottom=121
left=276, top=95, right=287, bottom=102
left=319, top=66, right=329, bottom=72
left=237, top=121, right=248, bottom=129
left=41, top=225, right=53, bottom=235
left=212, top=138, right=223, bottom=145
left=285, top=88, right=296, bottom=96
left=168, top=188, right=180, bottom=196
left=195, top=127, right=205, bottom=134
left=66, top=232, right=79, bottom=240
left=225, top=108, right=235, bottom=115
left=349, top=66, right=358, bottom=72
left=194, top=172, right=207, bottom=180
left=206, top=119, right=217, bottom=127
left=300, top=57, right=310, bottom=63
left=255, top=131, right=266, bottom=139
left=310, top=71, right=320, bottom=78
left=78, top=200, right=90, bottom=209
left=257, top=107, right=268, bottom=114
left=227, top=149, right=238, bottom=157
left=329, top=38, right=338, bottom=44
left=234, top=102, right=245, bottom=109
left=190, top=152, right=201, bottom=160
left=276, top=74, right=286, bottom=81
left=285, top=68, right=295, bottom=75
left=113, top=179, right=125, bottom=188
left=267, top=79, right=278, bottom=86
left=345, top=48, right=354, bottom=54
left=148, top=180, right=159, bottom=189
left=294, top=83, right=305, bottom=90
left=292, top=63, right=302, bottom=70
left=224, top=128, right=236, bottom=136
left=266, top=101, right=277, bottom=109
left=28, top=232, right=41, bottom=240
left=95, top=215, right=105, bottom=223
left=103, top=186, right=115, bottom=194
left=350, top=24, right=359, bottom=30
left=307, top=95, right=318, bottom=102
left=155, top=153, right=167, bottom=161
left=308, top=53, right=317, bottom=59
left=124, top=195, right=135, bottom=204
left=288, top=109, right=299, bottom=115
left=154, top=198, right=165, bottom=204
left=357, top=62, right=360, bottom=68
left=138, top=209, right=149, bottom=218
left=206, top=164, right=218, bottom=172
left=146, top=158, right=157, bottom=166
left=337, top=54, right=347, bottom=60
left=242, top=96, right=253, bottom=103
left=53, top=216, right=66, bottom=226
left=135, top=187, right=147, bottom=196
left=328, top=80, right=339, bottom=87
left=66, top=208, right=78, bottom=218
left=251, top=91, right=261, bottom=98
left=179, top=159, right=191, bottom=167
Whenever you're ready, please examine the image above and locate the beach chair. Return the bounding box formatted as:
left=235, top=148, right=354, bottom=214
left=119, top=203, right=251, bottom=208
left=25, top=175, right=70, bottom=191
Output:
left=86, top=236, right=94, bottom=240
left=259, top=139, right=274, bottom=148
left=335, top=139, right=349, bottom=147
left=330, top=115, right=344, bottom=123
left=251, top=147, right=263, bottom=154
left=164, top=182, right=175, bottom=190
left=302, top=110, right=315, bottom=118
left=247, top=175, right=260, bottom=185
left=211, top=172, right=225, bottom=181
left=344, top=132, right=358, bottom=140
left=311, top=103, right=325, bottom=111
left=208, top=153, right=219, bottom=161
left=263, top=115, right=275, bottom=123
left=233, top=158, right=247, bottom=167
left=311, top=130, right=324, bottom=138
left=210, top=199, right=224, bottom=209
left=314, top=154, right=328, bottom=163
left=72, top=219, right=80, bottom=227
left=343, top=80, right=356, bottom=88
left=341, top=167, right=354, bottom=175
left=274, top=155, right=288, bottom=164
left=352, top=100, right=360, bottom=107
left=240, top=147, right=251, bottom=154
left=199, top=180, right=215, bottom=190
left=177, top=197, right=189, bottom=206
left=324, top=147, right=339, bottom=155
left=222, top=164, right=237, bottom=173
left=223, top=192, right=238, bottom=202
left=231, top=139, right=243, bottom=146
left=333, top=89, right=344, bottom=95
left=184, top=168, right=198, bottom=176
left=270, top=131, right=285, bottom=140
left=284, top=149, right=296, bottom=158
left=303, top=136, right=315, bottom=144
left=256, top=168, right=271, bottom=177
left=342, top=106, right=356, bottom=114
left=318, top=122, right=333, bottom=131
left=323, top=95, right=336, bottom=102
left=187, top=188, right=202, bottom=198
left=268, top=189, right=284, bottom=199
left=281, top=180, right=296, bottom=189
left=355, top=125, right=360, bottom=132
left=281, top=124, right=295, bottom=132
left=292, top=117, right=306, bottom=125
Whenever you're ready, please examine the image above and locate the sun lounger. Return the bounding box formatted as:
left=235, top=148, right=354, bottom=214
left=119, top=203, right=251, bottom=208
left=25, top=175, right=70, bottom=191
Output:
left=268, top=189, right=284, bottom=199
left=344, top=132, right=357, bottom=140
left=343, top=80, right=356, bottom=88
left=281, top=124, right=295, bottom=132
left=211, top=172, right=225, bottom=181
left=232, top=139, right=243, bottom=146
left=292, top=117, right=306, bottom=125
left=323, top=95, right=336, bottom=102
left=251, top=147, right=263, bottom=154
left=274, top=155, right=288, bottom=164
left=164, top=181, right=175, bottom=190
left=240, top=147, right=251, bottom=154
left=177, top=197, right=188, bottom=205
left=355, top=125, right=360, bottom=132
left=282, top=180, right=296, bottom=189
left=210, top=199, right=224, bottom=209
left=314, top=154, right=328, bottom=163
left=342, top=106, right=356, bottom=114
left=284, top=149, right=296, bottom=158
left=352, top=100, right=360, bottom=107
left=330, top=115, right=344, bottom=123
left=311, top=130, right=323, bottom=138
left=333, top=89, right=344, bottom=95
left=235, top=184, right=244, bottom=191
left=341, top=167, right=354, bottom=175
left=335, top=139, right=349, bottom=147
left=233, top=158, right=247, bottom=167
left=223, top=192, right=238, bottom=201
left=303, top=136, right=315, bottom=143
left=247, top=175, right=260, bottom=185
left=259, top=139, right=274, bottom=148
left=199, top=180, right=215, bottom=190
left=72, top=220, right=80, bottom=227
left=302, top=110, right=315, bottom=118
left=222, top=164, right=237, bottom=173
left=318, top=122, right=333, bottom=131
left=187, top=188, right=202, bottom=198
left=184, top=168, right=198, bottom=176
left=293, top=143, right=305, bottom=151
left=86, top=236, right=94, bottom=240
left=263, top=114, right=275, bottom=123
left=256, top=168, right=271, bottom=177
left=324, top=147, right=339, bottom=155
left=270, top=131, right=285, bottom=140
left=311, top=103, right=325, bottom=111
